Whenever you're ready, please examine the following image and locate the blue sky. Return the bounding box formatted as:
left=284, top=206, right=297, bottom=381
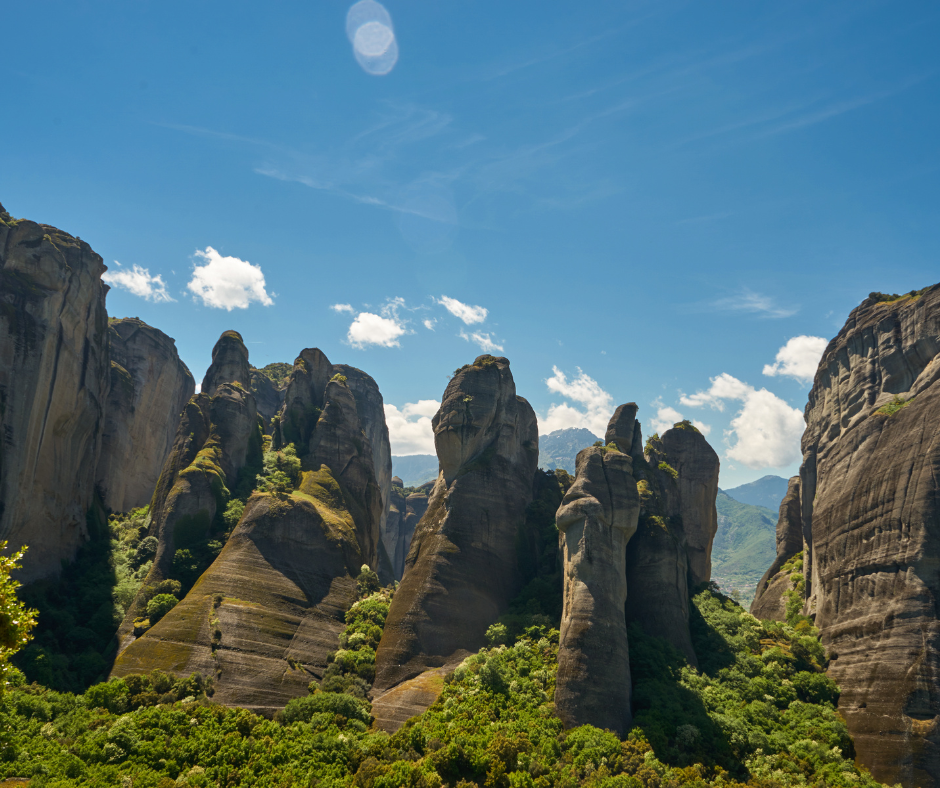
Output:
left=3, top=0, right=938, bottom=487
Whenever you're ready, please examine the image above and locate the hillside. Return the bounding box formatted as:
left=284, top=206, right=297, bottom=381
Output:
left=710, top=490, right=777, bottom=607
left=538, top=427, right=600, bottom=473
left=722, top=475, right=789, bottom=509
left=391, top=454, right=438, bottom=487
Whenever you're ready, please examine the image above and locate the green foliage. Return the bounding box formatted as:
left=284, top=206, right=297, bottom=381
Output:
left=658, top=461, right=678, bottom=480
left=259, top=362, right=292, bottom=388
left=222, top=498, right=245, bottom=531
left=645, top=433, right=662, bottom=453
left=282, top=690, right=371, bottom=725
left=710, top=492, right=777, bottom=607
left=0, top=543, right=37, bottom=691
left=673, top=419, right=700, bottom=433
left=330, top=373, right=348, bottom=385
left=16, top=507, right=153, bottom=692
left=356, top=565, right=381, bottom=598
left=255, top=443, right=302, bottom=496
left=145, top=594, right=178, bottom=625
left=876, top=395, right=913, bottom=417
left=869, top=287, right=930, bottom=303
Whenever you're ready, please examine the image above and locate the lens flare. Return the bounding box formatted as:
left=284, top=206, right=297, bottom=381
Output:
left=346, top=0, right=399, bottom=75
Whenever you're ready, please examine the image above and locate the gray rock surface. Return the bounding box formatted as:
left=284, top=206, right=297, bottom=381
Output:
left=201, top=330, right=251, bottom=397
left=249, top=368, right=285, bottom=431
left=555, top=445, right=639, bottom=735
left=792, top=285, right=940, bottom=787
left=0, top=203, right=110, bottom=581
left=96, top=318, right=195, bottom=513
left=373, top=355, right=539, bottom=701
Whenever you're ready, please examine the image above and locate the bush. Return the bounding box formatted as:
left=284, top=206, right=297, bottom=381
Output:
left=282, top=691, right=371, bottom=725
left=146, top=594, right=178, bottom=624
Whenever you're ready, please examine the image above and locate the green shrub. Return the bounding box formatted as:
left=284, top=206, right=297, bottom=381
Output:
left=876, top=395, right=913, bottom=417
left=282, top=691, right=370, bottom=725
left=146, top=594, right=178, bottom=624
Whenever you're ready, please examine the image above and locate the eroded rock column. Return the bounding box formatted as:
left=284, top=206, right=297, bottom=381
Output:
left=554, top=445, right=639, bottom=735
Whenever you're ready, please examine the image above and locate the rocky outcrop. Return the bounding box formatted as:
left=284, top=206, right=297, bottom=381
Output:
left=278, top=351, right=390, bottom=570
left=373, top=356, right=539, bottom=705
left=114, top=344, right=392, bottom=710
left=624, top=421, right=719, bottom=665
left=114, top=331, right=261, bottom=650
left=749, top=476, right=802, bottom=620
left=113, top=470, right=363, bottom=714
left=383, top=479, right=430, bottom=580
left=96, top=318, right=195, bottom=513
left=790, top=286, right=940, bottom=787
left=555, top=445, right=639, bottom=735
left=249, top=368, right=285, bottom=431
left=0, top=203, right=110, bottom=581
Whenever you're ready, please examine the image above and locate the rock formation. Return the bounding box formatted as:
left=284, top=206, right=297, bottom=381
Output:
left=624, top=421, right=719, bottom=665
left=113, top=330, right=261, bottom=650
left=383, top=478, right=430, bottom=580
left=96, top=318, right=195, bottom=513
left=249, top=368, right=285, bottom=431
left=114, top=345, right=392, bottom=711
left=0, top=203, right=111, bottom=581
left=779, top=285, right=940, bottom=787
left=554, top=444, right=639, bottom=735
left=749, top=476, right=802, bottom=621
left=372, top=355, right=539, bottom=725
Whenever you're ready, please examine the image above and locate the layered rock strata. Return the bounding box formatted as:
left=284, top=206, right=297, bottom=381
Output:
left=554, top=445, right=639, bottom=735
left=790, top=286, right=940, bottom=787
left=749, top=476, right=802, bottom=621
left=0, top=203, right=111, bottom=581
left=114, top=345, right=392, bottom=710
left=624, top=422, right=719, bottom=665
left=96, top=318, right=195, bottom=513
left=114, top=331, right=261, bottom=649
left=373, top=355, right=539, bottom=720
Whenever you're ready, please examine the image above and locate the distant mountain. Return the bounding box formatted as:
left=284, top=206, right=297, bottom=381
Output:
left=538, top=427, right=601, bottom=473
left=392, top=454, right=439, bottom=487
left=722, top=474, right=789, bottom=510
left=710, top=490, right=777, bottom=607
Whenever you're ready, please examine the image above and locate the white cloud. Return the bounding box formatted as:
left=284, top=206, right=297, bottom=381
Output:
left=438, top=295, right=488, bottom=325
left=459, top=330, right=504, bottom=353
left=331, top=303, right=354, bottom=313
left=187, top=247, right=274, bottom=310
left=103, top=262, right=174, bottom=302
left=763, top=335, right=828, bottom=383
left=423, top=318, right=436, bottom=330
left=541, top=366, right=613, bottom=437
left=384, top=400, right=439, bottom=455
left=682, top=373, right=804, bottom=468
left=347, top=298, right=408, bottom=349
left=693, top=421, right=712, bottom=436
left=711, top=289, right=796, bottom=319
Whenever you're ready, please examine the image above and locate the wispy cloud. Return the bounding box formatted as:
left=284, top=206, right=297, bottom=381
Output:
left=708, top=289, right=797, bottom=319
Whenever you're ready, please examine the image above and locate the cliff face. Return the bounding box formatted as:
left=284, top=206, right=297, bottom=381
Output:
left=749, top=476, right=801, bottom=621
left=555, top=445, right=639, bottom=735
left=114, top=331, right=261, bottom=651
left=793, top=286, right=940, bottom=787
left=114, top=345, right=392, bottom=710
left=383, top=479, right=429, bottom=580
left=96, top=318, right=195, bottom=513
left=0, top=203, right=111, bottom=581
left=624, top=422, right=719, bottom=666
left=373, top=356, right=539, bottom=707
left=249, top=368, right=285, bottom=431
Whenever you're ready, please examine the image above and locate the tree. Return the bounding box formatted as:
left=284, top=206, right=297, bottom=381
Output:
left=0, top=542, right=37, bottom=692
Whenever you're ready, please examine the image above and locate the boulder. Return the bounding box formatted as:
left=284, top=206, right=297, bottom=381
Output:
left=554, top=446, right=639, bottom=735
left=373, top=356, right=539, bottom=700
left=96, top=318, right=195, bottom=513
left=750, top=476, right=802, bottom=620
left=793, top=285, right=940, bottom=787
left=0, top=203, right=110, bottom=581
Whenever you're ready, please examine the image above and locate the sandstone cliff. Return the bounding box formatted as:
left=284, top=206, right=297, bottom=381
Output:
left=555, top=444, right=639, bottom=735
left=372, top=355, right=539, bottom=722
left=624, top=421, right=719, bottom=665
left=96, top=318, right=195, bottom=513
left=113, top=330, right=261, bottom=651
left=0, top=202, right=111, bottom=581
left=787, top=285, right=940, bottom=787
left=749, top=476, right=801, bottom=621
